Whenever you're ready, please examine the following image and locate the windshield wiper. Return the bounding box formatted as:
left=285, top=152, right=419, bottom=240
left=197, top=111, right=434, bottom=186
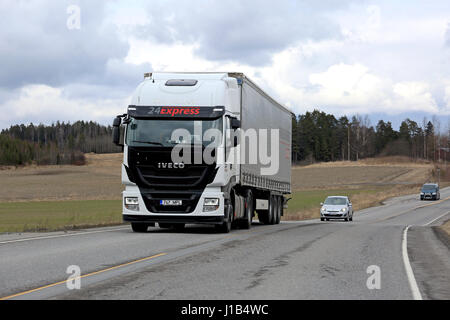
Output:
left=131, top=140, right=164, bottom=146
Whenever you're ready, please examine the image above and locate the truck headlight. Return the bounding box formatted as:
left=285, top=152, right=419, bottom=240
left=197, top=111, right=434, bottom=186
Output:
left=203, top=198, right=219, bottom=212
left=125, top=197, right=139, bottom=211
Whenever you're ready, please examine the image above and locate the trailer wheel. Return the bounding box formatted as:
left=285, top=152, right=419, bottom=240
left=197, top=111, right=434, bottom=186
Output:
left=275, top=196, right=281, bottom=224
left=269, top=195, right=276, bottom=225
left=131, top=223, right=148, bottom=233
left=239, top=190, right=253, bottom=229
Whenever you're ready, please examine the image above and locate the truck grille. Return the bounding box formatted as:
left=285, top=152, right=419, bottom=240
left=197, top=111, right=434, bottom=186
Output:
left=127, top=147, right=217, bottom=189
left=136, top=164, right=209, bottom=187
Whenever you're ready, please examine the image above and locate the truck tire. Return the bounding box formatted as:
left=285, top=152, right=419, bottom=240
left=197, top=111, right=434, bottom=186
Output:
left=131, top=223, right=148, bottom=232
left=216, top=204, right=232, bottom=233
left=269, top=195, right=276, bottom=225
left=275, top=196, right=281, bottom=224
left=239, top=190, right=253, bottom=229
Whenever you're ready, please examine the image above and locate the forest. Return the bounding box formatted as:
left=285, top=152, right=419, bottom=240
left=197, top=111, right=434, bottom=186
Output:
left=292, top=110, right=447, bottom=164
left=0, top=111, right=448, bottom=166
left=0, top=121, right=121, bottom=165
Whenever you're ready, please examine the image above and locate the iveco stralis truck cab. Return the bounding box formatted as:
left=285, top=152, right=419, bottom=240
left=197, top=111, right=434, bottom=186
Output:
left=113, top=72, right=292, bottom=233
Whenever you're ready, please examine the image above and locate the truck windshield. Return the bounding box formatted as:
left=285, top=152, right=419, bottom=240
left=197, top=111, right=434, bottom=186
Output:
left=126, top=118, right=223, bottom=147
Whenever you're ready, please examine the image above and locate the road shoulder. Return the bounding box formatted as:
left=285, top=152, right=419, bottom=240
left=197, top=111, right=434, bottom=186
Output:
left=407, top=225, right=450, bottom=299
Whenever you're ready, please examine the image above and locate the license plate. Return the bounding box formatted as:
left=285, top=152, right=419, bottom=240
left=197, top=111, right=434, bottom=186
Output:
left=160, top=200, right=182, bottom=206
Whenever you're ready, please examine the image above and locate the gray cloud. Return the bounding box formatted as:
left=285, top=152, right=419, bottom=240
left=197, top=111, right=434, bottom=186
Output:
left=136, top=0, right=352, bottom=66
left=0, top=0, right=149, bottom=91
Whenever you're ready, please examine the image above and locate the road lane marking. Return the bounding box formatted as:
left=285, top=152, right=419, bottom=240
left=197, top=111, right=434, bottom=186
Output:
left=0, top=226, right=129, bottom=245
left=402, top=226, right=422, bottom=300
left=424, top=211, right=450, bottom=226
left=0, top=252, right=167, bottom=300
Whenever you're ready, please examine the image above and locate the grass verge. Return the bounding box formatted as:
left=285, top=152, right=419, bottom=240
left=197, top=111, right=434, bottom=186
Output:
left=439, top=219, right=450, bottom=238
left=0, top=200, right=123, bottom=233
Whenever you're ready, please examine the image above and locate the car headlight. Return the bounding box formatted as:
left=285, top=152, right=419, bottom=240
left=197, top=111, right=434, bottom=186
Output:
left=203, top=198, right=219, bottom=212
left=124, top=197, right=139, bottom=211
left=320, top=207, right=326, bottom=213
left=420, top=192, right=424, bottom=195
left=340, top=207, right=348, bottom=212
left=432, top=192, right=436, bottom=195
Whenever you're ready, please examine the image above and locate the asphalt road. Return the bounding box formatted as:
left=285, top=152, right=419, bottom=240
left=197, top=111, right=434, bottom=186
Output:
left=0, top=189, right=449, bottom=300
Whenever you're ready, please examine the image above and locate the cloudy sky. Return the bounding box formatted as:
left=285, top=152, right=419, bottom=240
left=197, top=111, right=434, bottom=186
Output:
left=1, top=0, right=450, bottom=130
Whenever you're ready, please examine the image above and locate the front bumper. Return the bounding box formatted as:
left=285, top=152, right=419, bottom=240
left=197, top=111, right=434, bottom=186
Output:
left=124, top=214, right=225, bottom=225
left=122, top=186, right=226, bottom=225
left=321, top=213, right=348, bottom=219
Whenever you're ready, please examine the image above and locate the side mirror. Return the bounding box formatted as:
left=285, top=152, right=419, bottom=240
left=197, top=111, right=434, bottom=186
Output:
left=112, top=116, right=122, bottom=146
left=320, top=202, right=323, bottom=206
left=230, top=118, right=241, bottom=129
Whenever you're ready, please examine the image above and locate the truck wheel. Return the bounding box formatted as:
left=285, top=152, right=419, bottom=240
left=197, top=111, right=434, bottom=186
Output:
left=269, top=195, right=276, bottom=225
left=216, top=205, right=232, bottom=233
left=239, top=190, right=253, bottom=229
left=131, top=223, right=148, bottom=232
left=275, top=196, right=281, bottom=224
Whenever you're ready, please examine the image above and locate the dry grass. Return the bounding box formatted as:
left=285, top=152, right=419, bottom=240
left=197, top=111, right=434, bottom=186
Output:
left=291, top=163, right=432, bottom=191
left=0, top=153, right=124, bottom=202
left=440, top=219, right=450, bottom=238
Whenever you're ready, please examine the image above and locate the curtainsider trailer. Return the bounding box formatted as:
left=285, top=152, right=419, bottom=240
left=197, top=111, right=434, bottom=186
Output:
left=113, top=72, right=293, bottom=233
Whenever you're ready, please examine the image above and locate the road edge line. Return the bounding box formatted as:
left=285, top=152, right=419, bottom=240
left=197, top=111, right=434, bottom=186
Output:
left=424, top=211, right=450, bottom=226
left=402, top=225, right=423, bottom=300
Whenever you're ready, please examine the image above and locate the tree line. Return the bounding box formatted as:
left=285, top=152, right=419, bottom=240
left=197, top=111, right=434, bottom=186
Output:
left=0, top=112, right=448, bottom=166
left=292, top=110, right=448, bottom=164
left=0, top=121, right=121, bottom=166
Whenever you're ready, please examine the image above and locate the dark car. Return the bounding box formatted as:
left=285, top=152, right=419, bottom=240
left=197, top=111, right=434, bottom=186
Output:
left=420, top=183, right=440, bottom=200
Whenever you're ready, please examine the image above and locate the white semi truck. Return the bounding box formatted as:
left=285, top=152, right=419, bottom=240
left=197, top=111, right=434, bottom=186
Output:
left=113, top=72, right=292, bottom=233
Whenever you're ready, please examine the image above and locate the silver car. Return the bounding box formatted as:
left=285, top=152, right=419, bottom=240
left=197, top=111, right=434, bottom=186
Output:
left=320, top=196, right=353, bottom=222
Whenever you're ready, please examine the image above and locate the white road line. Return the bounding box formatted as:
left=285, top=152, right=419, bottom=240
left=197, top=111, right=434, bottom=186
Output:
left=0, top=226, right=129, bottom=245
left=402, top=226, right=423, bottom=300
left=424, top=211, right=450, bottom=226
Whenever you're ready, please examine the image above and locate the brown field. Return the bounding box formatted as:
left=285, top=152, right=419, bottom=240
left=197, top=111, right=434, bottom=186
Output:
left=0, top=153, right=124, bottom=202
left=292, top=157, right=433, bottom=190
